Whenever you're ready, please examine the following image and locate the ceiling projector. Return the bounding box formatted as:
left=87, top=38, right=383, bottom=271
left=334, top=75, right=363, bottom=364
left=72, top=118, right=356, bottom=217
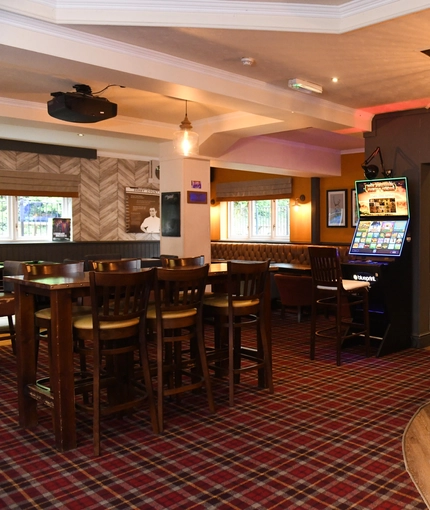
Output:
left=47, top=84, right=117, bottom=123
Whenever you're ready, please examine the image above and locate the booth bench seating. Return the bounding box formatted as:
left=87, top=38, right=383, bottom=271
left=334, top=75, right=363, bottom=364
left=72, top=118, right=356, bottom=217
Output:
left=211, top=242, right=354, bottom=266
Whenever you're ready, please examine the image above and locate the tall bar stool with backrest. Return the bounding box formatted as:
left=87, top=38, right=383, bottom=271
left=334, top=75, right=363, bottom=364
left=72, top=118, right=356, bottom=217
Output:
left=73, top=269, right=158, bottom=455
left=24, top=262, right=89, bottom=363
left=1, top=260, right=24, bottom=355
left=145, top=264, right=215, bottom=433
left=76, top=258, right=143, bottom=376
left=203, top=260, right=274, bottom=406
left=308, top=246, right=371, bottom=366
left=0, top=289, right=16, bottom=354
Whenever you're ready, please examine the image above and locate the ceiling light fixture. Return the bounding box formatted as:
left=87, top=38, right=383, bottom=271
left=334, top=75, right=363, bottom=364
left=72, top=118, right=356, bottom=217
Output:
left=288, top=78, right=323, bottom=94
left=173, top=100, right=199, bottom=157
left=241, top=57, right=255, bottom=66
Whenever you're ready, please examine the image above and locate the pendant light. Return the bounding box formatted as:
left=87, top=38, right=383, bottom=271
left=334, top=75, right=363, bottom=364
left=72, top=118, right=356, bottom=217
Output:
left=173, top=100, right=199, bottom=157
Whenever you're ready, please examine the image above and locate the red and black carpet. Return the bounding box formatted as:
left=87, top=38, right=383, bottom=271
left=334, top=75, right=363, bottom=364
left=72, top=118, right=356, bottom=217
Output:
left=0, top=311, right=429, bottom=509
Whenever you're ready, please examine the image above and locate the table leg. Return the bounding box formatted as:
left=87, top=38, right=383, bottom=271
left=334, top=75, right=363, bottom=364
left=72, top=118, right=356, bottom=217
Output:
left=49, top=289, right=77, bottom=451
left=15, top=285, right=38, bottom=428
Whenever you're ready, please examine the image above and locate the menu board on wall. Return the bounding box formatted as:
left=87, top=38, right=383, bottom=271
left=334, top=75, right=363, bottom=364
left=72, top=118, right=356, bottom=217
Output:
left=125, top=187, right=161, bottom=238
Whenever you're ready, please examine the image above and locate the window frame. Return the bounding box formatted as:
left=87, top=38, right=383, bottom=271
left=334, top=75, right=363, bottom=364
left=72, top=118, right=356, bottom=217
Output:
left=0, top=195, right=72, bottom=242
left=224, top=198, right=290, bottom=242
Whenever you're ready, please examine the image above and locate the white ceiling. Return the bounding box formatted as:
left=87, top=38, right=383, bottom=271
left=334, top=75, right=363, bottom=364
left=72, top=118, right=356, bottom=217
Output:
left=1, top=0, right=430, bottom=175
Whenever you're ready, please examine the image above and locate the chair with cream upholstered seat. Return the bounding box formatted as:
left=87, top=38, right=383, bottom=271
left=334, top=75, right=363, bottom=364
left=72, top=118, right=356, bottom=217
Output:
left=73, top=268, right=158, bottom=455
left=203, top=260, right=273, bottom=407
left=24, top=262, right=89, bottom=361
left=308, top=246, right=371, bottom=366
left=145, top=264, right=215, bottom=433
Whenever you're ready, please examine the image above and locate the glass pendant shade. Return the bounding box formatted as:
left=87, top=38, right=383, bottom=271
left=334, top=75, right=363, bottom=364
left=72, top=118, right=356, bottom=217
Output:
left=173, top=103, right=199, bottom=157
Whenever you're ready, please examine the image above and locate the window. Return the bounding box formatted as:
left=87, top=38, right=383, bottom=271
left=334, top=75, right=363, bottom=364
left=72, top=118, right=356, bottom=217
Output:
left=225, top=199, right=290, bottom=241
left=0, top=196, right=72, bottom=241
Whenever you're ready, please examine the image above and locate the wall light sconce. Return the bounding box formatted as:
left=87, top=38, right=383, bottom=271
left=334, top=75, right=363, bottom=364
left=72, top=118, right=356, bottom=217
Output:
left=361, top=146, right=392, bottom=179
left=293, top=194, right=306, bottom=209
left=173, top=100, right=199, bottom=157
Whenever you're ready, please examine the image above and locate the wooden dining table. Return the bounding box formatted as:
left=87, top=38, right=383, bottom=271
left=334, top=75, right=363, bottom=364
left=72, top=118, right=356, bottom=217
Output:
left=6, top=262, right=274, bottom=452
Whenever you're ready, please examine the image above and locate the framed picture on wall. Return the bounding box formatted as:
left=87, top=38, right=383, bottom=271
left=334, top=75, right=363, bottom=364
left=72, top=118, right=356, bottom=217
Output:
left=351, top=189, right=358, bottom=227
left=327, top=189, right=347, bottom=227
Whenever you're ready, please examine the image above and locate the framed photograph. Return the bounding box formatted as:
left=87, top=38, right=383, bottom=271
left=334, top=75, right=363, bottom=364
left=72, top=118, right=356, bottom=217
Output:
left=125, top=187, right=160, bottom=237
left=351, top=189, right=358, bottom=227
left=327, top=189, right=347, bottom=227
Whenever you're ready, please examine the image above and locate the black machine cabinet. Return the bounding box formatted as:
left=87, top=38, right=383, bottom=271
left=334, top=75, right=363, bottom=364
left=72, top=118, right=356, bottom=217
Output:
left=341, top=243, right=412, bottom=356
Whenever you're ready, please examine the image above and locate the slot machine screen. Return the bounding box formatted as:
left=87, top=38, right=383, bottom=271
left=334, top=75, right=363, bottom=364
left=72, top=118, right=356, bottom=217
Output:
left=349, top=219, right=409, bottom=257
left=355, top=177, right=409, bottom=217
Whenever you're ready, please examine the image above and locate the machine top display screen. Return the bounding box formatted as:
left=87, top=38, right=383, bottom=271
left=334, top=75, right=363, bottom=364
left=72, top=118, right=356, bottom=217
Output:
left=349, top=219, right=409, bottom=257
left=355, top=177, right=409, bottom=218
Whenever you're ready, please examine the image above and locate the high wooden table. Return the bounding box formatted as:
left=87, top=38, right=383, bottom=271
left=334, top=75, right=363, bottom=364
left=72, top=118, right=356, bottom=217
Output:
left=7, top=262, right=274, bottom=452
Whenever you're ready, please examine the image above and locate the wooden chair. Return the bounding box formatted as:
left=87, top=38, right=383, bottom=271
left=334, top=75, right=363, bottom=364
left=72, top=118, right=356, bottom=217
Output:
left=203, top=260, right=273, bottom=406
left=91, top=258, right=141, bottom=272
left=73, top=269, right=158, bottom=455
left=146, top=265, right=215, bottom=433
left=0, top=293, right=16, bottom=353
left=160, top=255, right=205, bottom=268
left=24, top=262, right=89, bottom=360
left=274, top=273, right=312, bottom=322
left=308, top=246, right=370, bottom=366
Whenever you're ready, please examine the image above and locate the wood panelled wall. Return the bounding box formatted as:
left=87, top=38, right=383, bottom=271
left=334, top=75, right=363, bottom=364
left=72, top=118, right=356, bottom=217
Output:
left=0, top=150, right=156, bottom=242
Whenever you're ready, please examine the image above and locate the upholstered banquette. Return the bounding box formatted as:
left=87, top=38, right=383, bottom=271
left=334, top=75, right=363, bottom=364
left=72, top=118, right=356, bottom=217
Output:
left=211, top=242, right=353, bottom=265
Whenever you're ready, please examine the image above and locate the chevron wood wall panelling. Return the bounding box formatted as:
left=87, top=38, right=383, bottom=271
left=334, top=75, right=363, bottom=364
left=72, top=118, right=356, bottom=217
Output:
left=16, top=152, right=38, bottom=172
left=100, top=158, right=119, bottom=241
left=39, top=154, right=61, bottom=174
left=61, top=157, right=81, bottom=175
left=0, top=150, right=157, bottom=242
left=80, top=158, right=100, bottom=241
left=0, top=151, right=16, bottom=170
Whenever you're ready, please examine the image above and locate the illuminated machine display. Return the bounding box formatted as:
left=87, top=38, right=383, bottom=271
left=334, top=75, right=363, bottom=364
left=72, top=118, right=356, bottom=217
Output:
left=350, top=177, right=410, bottom=258
left=343, top=177, right=412, bottom=356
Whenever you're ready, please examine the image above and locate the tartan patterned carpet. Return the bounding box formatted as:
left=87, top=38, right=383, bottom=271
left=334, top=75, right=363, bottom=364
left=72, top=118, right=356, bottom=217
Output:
left=1, top=310, right=429, bottom=509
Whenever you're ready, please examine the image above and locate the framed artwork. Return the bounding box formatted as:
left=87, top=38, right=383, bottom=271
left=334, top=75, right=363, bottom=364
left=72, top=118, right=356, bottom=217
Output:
left=161, top=192, right=181, bottom=237
left=351, top=189, right=358, bottom=227
left=125, top=187, right=160, bottom=237
left=327, top=189, right=347, bottom=227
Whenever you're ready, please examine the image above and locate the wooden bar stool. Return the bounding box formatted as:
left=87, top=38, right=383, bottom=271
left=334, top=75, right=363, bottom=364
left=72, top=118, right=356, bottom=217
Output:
left=145, top=264, right=215, bottom=433
left=308, top=246, right=371, bottom=366
left=73, top=269, right=158, bottom=455
left=24, top=262, right=90, bottom=360
left=203, top=260, right=273, bottom=406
